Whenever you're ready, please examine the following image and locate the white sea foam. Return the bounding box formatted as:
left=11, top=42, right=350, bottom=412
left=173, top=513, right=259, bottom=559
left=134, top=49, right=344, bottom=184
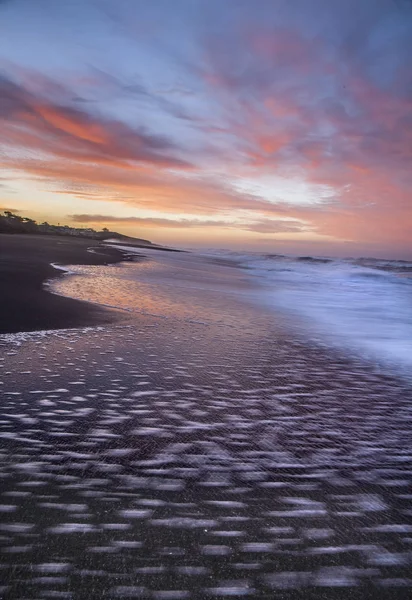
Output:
left=50, top=263, right=76, bottom=275
left=226, top=252, right=412, bottom=371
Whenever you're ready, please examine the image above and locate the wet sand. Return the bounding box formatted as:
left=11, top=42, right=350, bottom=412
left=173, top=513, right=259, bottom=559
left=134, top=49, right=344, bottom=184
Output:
left=0, top=234, right=141, bottom=334
left=1, top=254, right=412, bottom=598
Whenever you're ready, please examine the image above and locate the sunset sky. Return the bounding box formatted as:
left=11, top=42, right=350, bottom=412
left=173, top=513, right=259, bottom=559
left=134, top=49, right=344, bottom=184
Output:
left=0, top=0, right=411, bottom=257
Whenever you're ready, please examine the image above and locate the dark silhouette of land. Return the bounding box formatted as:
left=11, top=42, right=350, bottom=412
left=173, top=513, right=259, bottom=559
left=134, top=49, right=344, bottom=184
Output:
left=0, top=210, right=153, bottom=244
left=0, top=234, right=141, bottom=334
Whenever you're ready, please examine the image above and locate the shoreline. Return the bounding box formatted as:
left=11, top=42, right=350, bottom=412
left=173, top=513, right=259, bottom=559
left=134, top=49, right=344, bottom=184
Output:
left=1, top=241, right=412, bottom=597
left=0, top=234, right=143, bottom=334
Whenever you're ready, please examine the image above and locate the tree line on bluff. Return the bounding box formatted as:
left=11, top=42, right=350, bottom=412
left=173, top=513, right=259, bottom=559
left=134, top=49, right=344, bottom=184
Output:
left=0, top=211, right=151, bottom=243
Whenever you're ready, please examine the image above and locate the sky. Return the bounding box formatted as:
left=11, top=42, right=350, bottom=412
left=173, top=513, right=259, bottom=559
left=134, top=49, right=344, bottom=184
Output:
left=0, top=0, right=411, bottom=257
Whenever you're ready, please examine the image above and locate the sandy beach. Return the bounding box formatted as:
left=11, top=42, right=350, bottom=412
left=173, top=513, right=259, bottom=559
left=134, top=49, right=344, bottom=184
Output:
left=0, top=241, right=412, bottom=598
left=0, top=234, right=144, bottom=334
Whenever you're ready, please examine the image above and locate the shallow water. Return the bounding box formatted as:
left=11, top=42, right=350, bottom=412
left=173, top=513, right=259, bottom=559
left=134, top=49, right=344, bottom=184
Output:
left=48, top=249, right=270, bottom=332
left=51, top=247, right=412, bottom=375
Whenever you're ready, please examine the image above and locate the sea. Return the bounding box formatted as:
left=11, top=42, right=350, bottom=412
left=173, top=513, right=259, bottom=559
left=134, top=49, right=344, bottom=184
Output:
left=50, top=244, right=412, bottom=375
left=204, top=249, right=412, bottom=370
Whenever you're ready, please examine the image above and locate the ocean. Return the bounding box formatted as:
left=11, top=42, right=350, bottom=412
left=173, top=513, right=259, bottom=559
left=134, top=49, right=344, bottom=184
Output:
left=212, top=251, right=412, bottom=371
left=50, top=245, right=412, bottom=375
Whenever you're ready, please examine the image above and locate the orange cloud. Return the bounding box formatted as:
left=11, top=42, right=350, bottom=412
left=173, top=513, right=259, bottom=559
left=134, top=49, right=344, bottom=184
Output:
left=35, top=105, right=108, bottom=145
left=0, top=74, right=192, bottom=170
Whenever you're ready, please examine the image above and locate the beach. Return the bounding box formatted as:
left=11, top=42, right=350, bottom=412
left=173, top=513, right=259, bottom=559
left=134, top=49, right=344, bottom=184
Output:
left=0, top=234, right=152, bottom=334
left=1, top=238, right=412, bottom=598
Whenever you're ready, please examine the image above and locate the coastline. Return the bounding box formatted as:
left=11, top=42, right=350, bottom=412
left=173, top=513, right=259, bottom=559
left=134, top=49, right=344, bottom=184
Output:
left=1, top=242, right=412, bottom=597
left=0, top=234, right=143, bottom=334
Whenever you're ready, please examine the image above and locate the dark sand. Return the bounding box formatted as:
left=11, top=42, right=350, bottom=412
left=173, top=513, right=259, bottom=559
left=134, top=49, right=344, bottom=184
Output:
left=1, top=313, right=412, bottom=599
left=0, top=234, right=141, bottom=334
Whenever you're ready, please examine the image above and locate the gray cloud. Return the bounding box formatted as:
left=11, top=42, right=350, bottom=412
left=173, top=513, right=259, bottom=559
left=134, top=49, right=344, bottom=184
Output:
left=69, top=213, right=305, bottom=234
left=69, top=213, right=230, bottom=228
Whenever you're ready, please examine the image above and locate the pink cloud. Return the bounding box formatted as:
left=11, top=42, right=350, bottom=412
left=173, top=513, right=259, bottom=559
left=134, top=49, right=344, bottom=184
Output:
left=0, top=74, right=192, bottom=170
left=195, top=25, right=412, bottom=248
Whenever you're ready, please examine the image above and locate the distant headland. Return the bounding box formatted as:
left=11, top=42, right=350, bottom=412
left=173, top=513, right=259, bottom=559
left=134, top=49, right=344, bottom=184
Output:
left=0, top=210, right=152, bottom=245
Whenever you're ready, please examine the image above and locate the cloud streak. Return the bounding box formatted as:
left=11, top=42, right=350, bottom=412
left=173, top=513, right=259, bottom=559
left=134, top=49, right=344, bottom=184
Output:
left=70, top=213, right=305, bottom=234
left=0, top=74, right=192, bottom=169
